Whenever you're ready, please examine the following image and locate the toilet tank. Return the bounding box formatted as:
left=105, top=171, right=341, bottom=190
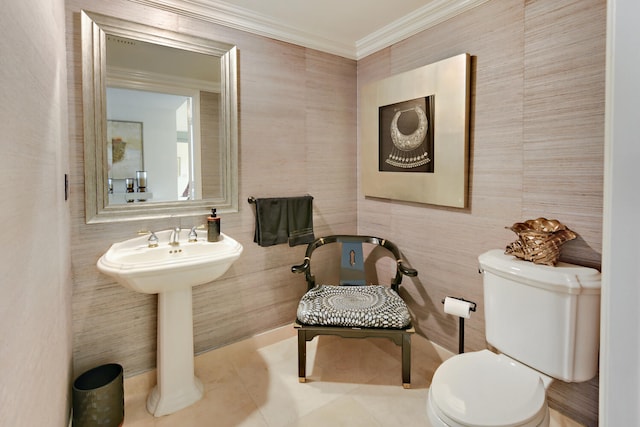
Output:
left=478, top=249, right=601, bottom=382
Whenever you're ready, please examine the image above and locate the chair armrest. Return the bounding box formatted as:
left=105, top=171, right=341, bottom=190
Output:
left=399, top=262, right=418, bottom=277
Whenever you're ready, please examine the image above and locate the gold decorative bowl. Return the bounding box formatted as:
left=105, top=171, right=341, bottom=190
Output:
left=505, top=218, right=577, bottom=266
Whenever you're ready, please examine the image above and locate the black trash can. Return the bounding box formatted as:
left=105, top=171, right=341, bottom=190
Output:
left=72, top=363, right=124, bottom=427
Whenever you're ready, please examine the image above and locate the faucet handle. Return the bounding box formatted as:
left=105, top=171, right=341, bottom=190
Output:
left=188, top=226, right=198, bottom=242
left=148, top=232, right=159, bottom=248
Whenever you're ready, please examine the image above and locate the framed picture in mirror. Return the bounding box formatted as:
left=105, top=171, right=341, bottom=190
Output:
left=107, top=120, right=144, bottom=180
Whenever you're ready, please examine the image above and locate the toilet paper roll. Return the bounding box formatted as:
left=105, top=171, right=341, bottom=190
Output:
left=443, top=297, right=472, bottom=319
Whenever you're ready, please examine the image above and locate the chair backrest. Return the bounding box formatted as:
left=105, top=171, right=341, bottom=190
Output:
left=292, top=235, right=417, bottom=291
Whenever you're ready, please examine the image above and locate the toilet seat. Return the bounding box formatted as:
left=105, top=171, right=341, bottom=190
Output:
left=428, top=350, right=548, bottom=427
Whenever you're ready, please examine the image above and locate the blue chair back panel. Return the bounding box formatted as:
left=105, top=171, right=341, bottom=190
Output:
left=339, top=240, right=366, bottom=286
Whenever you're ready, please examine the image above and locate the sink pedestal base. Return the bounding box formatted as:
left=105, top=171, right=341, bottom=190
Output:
left=146, top=288, right=204, bottom=417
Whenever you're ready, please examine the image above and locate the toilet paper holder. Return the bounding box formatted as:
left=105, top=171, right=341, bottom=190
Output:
left=441, top=296, right=477, bottom=313
left=441, top=296, right=477, bottom=354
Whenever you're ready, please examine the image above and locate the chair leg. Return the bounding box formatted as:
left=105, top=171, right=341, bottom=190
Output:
left=402, top=332, right=411, bottom=389
left=297, top=329, right=306, bottom=383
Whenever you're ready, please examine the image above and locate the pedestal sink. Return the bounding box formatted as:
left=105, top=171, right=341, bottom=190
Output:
left=97, top=229, right=243, bottom=416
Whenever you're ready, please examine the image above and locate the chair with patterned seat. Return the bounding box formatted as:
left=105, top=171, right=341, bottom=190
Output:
left=292, top=235, right=418, bottom=388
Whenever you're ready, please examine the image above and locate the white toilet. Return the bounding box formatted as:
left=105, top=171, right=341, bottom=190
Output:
left=426, top=249, right=601, bottom=427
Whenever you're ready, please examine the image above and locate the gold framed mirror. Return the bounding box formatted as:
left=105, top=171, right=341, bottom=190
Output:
left=81, top=10, right=238, bottom=223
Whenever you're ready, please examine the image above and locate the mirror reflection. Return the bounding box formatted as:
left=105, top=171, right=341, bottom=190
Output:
left=105, top=36, right=221, bottom=205
left=81, top=11, right=238, bottom=223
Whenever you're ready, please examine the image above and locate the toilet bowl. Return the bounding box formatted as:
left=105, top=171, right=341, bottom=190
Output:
left=425, top=250, right=601, bottom=427
left=426, top=350, right=550, bottom=427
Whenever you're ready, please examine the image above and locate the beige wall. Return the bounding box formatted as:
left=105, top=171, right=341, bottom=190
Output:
left=357, top=0, right=604, bottom=425
left=66, top=0, right=357, bottom=378
left=0, top=0, right=73, bottom=425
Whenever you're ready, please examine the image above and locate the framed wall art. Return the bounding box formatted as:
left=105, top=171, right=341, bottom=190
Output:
left=107, top=120, right=144, bottom=180
left=361, top=53, right=470, bottom=208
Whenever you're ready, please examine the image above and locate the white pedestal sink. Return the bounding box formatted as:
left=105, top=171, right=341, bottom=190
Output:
left=97, top=230, right=243, bottom=416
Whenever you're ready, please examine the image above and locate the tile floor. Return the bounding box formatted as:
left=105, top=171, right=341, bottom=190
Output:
left=122, top=325, right=584, bottom=427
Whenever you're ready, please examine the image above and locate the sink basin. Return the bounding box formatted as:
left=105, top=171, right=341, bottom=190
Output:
left=97, top=230, right=243, bottom=294
left=96, top=229, right=243, bottom=416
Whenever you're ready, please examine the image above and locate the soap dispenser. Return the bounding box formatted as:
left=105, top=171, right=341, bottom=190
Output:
left=207, top=208, right=221, bottom=242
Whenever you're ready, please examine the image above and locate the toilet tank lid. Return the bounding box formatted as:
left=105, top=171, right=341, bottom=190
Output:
left=478, top=249, right=601, bottom=295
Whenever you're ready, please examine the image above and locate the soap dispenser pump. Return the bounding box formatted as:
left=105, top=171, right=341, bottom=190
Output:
left=207, top=208, right=220, bottom=242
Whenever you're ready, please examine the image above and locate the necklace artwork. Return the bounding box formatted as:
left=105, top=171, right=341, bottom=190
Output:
left=385, top=105, right=431, bottom=168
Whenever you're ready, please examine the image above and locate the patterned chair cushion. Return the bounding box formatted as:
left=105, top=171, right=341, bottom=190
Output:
left=296, top=284, right=411, bottom=329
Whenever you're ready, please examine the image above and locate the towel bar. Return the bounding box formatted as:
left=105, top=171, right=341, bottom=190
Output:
left=248, top=195, right=313, bottom=204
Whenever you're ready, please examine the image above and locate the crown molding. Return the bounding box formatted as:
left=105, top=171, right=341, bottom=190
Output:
left=127, top=0, right=356, bottom=58
left=127, top=0, right=490, bottom=60
left=108, top=66, right=220, bottom=93
left=356, top=0, right=491, bottom=59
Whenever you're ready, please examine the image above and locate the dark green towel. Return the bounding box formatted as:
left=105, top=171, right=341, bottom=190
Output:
left=253, top=196, right=314, bottom=247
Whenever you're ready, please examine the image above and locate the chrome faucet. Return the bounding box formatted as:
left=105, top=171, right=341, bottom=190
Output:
left=188, top=226, right=198, bottom=242
left=169, top=227, right=181, bottom=246
left=148, top=232, right=159, bottom=248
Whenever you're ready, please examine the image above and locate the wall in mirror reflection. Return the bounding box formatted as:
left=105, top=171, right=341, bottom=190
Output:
left=106, top=87, right=221, bottom=205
